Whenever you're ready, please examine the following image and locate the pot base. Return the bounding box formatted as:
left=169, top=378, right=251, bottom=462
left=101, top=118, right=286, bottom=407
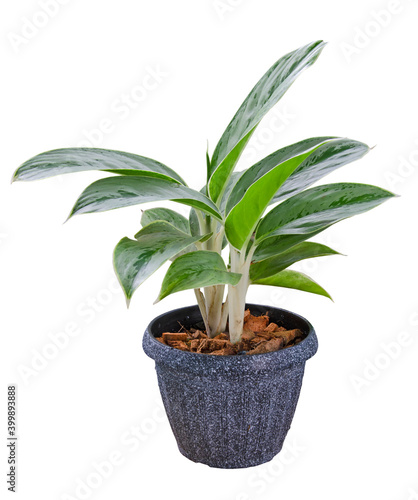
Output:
left=177, top=443, right=283, bottom=469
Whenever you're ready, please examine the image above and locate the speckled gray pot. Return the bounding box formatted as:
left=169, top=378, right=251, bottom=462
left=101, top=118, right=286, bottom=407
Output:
left=143, top=303, right=317, bottom=469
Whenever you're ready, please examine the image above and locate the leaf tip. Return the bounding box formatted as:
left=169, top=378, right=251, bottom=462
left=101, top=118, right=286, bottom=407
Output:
left=64, top=210, right=75, bottom=224
left=313, top=40, right=328, bottom=53
left=11, top=172, right=18, bottom=184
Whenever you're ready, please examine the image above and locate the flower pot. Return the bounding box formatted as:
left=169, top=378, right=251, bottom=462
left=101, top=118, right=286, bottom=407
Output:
left=142, top=303, right=318, bottom=469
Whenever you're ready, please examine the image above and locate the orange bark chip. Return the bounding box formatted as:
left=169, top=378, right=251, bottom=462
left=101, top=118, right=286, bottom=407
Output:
left=265, top=322, right=281, bottom=333
left=167, top=340, right=189, bottom=351
left=162, top=332, right=188, bottom=342
left=246, top=338, right=284, bottom=355
left=244, top=313, right=269, bottom=333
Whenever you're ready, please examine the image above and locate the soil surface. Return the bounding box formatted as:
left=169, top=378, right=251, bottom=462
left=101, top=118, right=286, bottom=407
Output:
left=156, top=309, right=305, bottom=355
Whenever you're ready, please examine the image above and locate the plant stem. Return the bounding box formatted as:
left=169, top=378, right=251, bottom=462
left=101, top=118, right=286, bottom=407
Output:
left=196, top=210, right=206, bottom=240
left=219, top=295, right=229, bottom=333
left=204, top=284, right=225, bottom=337
left=194, top=288, right=210, bottom=333
left=227, top=245, right=253, bottom=344
left=199, top=215, right=226, bottom=337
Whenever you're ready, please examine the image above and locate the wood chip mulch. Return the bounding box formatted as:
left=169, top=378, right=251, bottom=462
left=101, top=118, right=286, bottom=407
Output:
left=155, top=309, right=305, bottom=356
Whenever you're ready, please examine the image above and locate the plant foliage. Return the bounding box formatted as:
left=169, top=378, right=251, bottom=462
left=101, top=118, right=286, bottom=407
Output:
left=13, top=41, right=395, bottom=343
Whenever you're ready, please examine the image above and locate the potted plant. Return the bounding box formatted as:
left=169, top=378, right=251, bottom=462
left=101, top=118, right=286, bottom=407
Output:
left=12, top=40, right=395, bottom=469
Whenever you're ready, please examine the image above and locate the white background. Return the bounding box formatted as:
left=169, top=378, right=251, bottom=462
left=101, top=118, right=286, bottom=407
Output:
left=1, top=1, right=417, bottom=499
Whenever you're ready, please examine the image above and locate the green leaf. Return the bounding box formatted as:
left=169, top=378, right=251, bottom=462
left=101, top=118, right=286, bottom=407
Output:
left=206, top=144, right=211, bottom=183
left=208, top=41, right=326, bottom=202
left=224, top=144, right=326, bottom=250
left=225, top=137, right=334, bottom=214
left=250, top=242, right=340, bottom=281
left=270, top=138, right=370, bottom=204
left=68, top=175, right=223, bottom=221
left=189, top=208, right=201, bottom=237
left=256, top=183, right=396, bottom=242
left=156, top=251, right=241, bottom=302
left=141, top=207, right=190, bottom=233
left=251, top=269, right=332, bottom=300
left=209, top=127, right=256, bottom=203
left=136, top=218, right=211, bottom=261
left=219, top=170, right=245, bottom=215
left=252, top=232, right=324, bottom=261
left=114, top=221, right=208, bottom=303
left=12, top=148, right=186, bottom=184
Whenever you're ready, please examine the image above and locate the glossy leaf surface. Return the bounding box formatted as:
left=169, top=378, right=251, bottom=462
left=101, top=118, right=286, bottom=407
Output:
left=256, top=183, right=395, bottom=241
left=208, top=41, right=326, bottom=202
left=68, top=175, right=223, bottom=221
left=270, top=138, right=370, bottom=204
left=250, top=242, right=340, bottom=281
left=251, top=269, right=332, bottom=299
left=140, top=207, right=190, bottom=233
left=225, top=145, right=325, bottom=250
left=252, top=231, right=325, bottom=261
left=157, top=251, right=241, bottom=302
left=114, top=222, right=207, bottom=303
left=13, top=148, right=185, bottom=184
left=226, top=137, right=368, bottom=213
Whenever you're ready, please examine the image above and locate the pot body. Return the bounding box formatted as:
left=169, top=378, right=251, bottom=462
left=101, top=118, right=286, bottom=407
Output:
left=143, top=304, right=318, bottom=469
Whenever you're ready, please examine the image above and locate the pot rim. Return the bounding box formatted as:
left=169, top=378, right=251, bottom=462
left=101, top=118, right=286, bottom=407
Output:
left=143, top=304, right=318, bottom=375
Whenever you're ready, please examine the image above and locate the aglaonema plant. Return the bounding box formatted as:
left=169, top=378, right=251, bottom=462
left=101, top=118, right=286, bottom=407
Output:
left=12, top=41, right=395, bottom=345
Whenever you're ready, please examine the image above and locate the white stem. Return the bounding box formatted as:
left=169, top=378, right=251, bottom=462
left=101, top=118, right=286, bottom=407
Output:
left=198, top=215, right=226, bottom=337
left=227, top=245, right=253, bottom=344
left=194, top=288, right=210, bottom=333
left=213, top=225, right=225, bottom=253
left=196, top=210, right=206, bottom=236
left=219, top=295, right=229, bottom=333
left=204, top=284, right=225, bottom=337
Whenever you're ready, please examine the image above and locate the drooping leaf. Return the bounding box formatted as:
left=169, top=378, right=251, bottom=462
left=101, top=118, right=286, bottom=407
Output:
left=256, top=183, right=396, bottom=242
left=251, top=269, right=332, bottom=300
left=114, top=221, right=209, bottom=303
left=270, top=138, right=370, bottom=204
left=224, top=144, right=326, bottom=250
left=225, top=137, right=334, bottom=214
left=13, top=148, right=186, bottom=184
left=141, top=207, right=190, bottom=233
left=250, top=242, right=340, bottom=281
left=156, top=251, right=241, bottom=302
left=208, top=41, right=326, bottom=202
left=68, top=175, right=223, bottom=221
